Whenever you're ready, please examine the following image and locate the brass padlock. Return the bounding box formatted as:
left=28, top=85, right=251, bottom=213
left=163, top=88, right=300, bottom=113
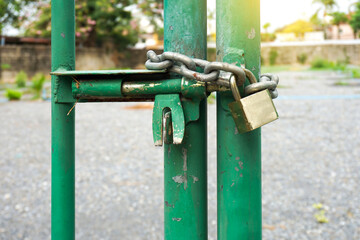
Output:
left=228, top=75, right=278, bottom=133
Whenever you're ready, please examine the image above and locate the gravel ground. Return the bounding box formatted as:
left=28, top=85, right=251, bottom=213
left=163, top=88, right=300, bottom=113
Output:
left=0, top=70, right=359, bottom=239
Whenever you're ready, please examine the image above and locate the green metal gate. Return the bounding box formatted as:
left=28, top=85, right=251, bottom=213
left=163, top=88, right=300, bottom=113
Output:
left=51, top=0, right=268, bottom=239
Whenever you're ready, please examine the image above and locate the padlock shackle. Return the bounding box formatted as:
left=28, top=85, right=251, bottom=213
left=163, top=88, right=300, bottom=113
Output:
left=229, top=75, right=241, bottom=102
left=243, top=68, right=258, bottom=84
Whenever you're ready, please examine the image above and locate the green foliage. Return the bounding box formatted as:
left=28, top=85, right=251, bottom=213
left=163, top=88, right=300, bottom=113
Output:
left=0, top=0, right=36, bottom=34
left=314, top=210, right=329, bottom=223
left=312, top=0, right=337, bottom=15
left=1, top=63, right=11, bottom=70
left=350, top=2, right=360, bottom=38
left=310, top=58, right=349, bottom=71
left=207, top=48, right=216, bottom=62
left=312, top=203, right=324, bottom=210
left=310, top=11, right=324, bottom=31
left=207, top=93, right=216, bottom=104
left=15, top=71, right=28, bottom=88
left=312, top=202, right=329, bottom=223
left=263, top=22, right=271, bottom=32
left=31, top=73, right=46, bottom=98
left=5, top=89, right=22, bottom=100
left=297, top=53, right=308, bottom=65
left=269, top=49, right=278, bottom=66
left=332, top=60, right=347, bottom=71
left=334, top=80, right=349, bottom=86
left=261, top=55, right=265, bottom=65
left=330, top=12, right=348, bottom=26
left=25, top=0, right=163, bottom=49
left=261, top=65, right=307, bottom=73
left=352, top=69, right=360, bottom=78
left=310, top=58, right=334, bottom=69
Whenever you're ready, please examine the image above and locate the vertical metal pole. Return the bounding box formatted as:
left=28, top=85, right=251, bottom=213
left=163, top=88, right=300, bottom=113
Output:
left=216, top=0, right=262, bottom=239
left=163, top=1, right=207, bottom=239
left=51, top=0, right=75, bottom=239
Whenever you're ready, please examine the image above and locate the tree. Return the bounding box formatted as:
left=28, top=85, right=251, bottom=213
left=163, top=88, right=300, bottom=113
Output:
left=330, top=12, right=348, bottom=39
left=312, top=0, right=338, bottom=39
left=350, top=2, right=360, bottom=39
left=24, top=0, right=163, bottom=49
left=281, top=20, right=314, bottom=39
left=263, top=23, right=271, bottom=33
left=0, top=0, right=36, bottom=35
left=313, top=0, right=338, bottom=17
left=261, top=23, right=275, bottom=42
left=310, top=12, right=324, bottom=31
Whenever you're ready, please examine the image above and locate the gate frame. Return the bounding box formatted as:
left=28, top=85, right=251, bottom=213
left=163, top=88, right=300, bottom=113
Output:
left=51, top=0, right=261, bottom=239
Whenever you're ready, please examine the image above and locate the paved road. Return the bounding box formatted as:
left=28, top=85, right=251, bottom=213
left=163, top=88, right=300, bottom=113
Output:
left=0, top=71, right=359, bottom=239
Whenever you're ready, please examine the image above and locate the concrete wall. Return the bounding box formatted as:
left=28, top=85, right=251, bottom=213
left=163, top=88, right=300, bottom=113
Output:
left=0, top=45, right=162, bottom=82
left=1, top=40, right=360, bottom=82
left=261, top=40, right=360, bottom=66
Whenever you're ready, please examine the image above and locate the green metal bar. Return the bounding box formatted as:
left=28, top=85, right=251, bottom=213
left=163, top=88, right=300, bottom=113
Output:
left=71, top=78, right=208, bottom=101
left=216, top=0, right=262, bottom=239
left=72, top=79, right=182, bottom=99
left=51, top=0, right=75, bottom=239
left=51, top=69, right=165, bottom=76
left=163, top=0, right=207, bottom=239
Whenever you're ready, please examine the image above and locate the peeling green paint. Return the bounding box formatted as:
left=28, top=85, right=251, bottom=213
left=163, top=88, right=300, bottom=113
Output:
left=216, top=0, right=262, bottom=239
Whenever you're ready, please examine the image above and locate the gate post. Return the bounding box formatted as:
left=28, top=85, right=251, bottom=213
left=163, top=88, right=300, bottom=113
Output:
left=163, top=0, right=208, bottom=239
left=51, top=0, right=76, bottom=239
left=216, top=0, right=262, bottom=239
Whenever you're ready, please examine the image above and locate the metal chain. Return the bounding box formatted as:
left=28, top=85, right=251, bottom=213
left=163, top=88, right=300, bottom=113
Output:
left=145, top=50, right=279, bottom=99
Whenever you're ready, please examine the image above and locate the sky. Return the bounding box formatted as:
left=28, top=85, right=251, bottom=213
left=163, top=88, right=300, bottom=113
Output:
left=209, top=0, right=356, bottom=32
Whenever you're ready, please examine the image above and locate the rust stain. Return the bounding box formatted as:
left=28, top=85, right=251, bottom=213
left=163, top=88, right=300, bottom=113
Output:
left=238, top=161, right=243, bottom=170
left=234, top=127, right=239, bottom=135
left=182, top=148, right=188, bottom=171
left=165, top=201, right=174, bottom=208
left=263, top=224, right=276, bottom=231
left=124, top=103, right=154, bottom=110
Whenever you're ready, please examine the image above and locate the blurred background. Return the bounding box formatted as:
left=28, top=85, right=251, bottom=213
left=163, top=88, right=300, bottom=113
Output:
left=0, top=0, right=359, bottom=239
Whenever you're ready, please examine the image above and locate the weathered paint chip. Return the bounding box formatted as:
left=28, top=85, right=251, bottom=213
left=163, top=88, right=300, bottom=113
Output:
left=191, top=176, right=199, bottom=183
left=247, top=28, right=256, bottom=39
left=173, top=175, right=185, bottom=184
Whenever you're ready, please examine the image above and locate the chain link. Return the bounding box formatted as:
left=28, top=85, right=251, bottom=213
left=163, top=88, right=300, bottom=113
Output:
left=145, top=50, right=279, bottom=99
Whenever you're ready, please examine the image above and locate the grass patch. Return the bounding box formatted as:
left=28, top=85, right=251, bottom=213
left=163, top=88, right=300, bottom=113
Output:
left=334, top=81, right=350, bottom=86
left=5, top=89, right=22, bottom=100
left=261, top=65, right=307, bottom=73
left=15, top=71, right=28, bottom=88
left=31, top=73, right=46, bottom=99
left=207, top=92, right=216, bottom=104
left=351, top=69, right=360, bottom=78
